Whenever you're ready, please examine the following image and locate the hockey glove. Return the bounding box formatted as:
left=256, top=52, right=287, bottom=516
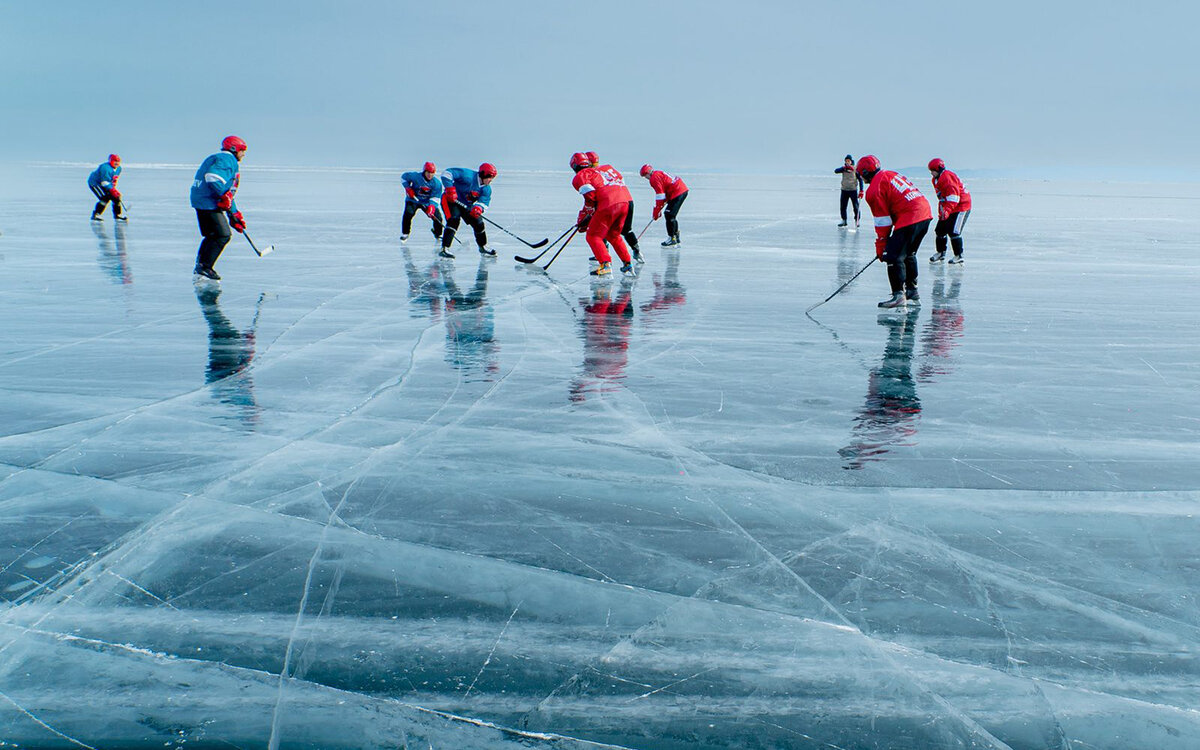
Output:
left=875, top=239, right=886, bottom=260
left=216, top=191, right=234, bottom=211
left=470, top=204, right=484, bottom=219
left=405, top=187, right=417, bottom=200
left=858, top=190, right=864, bottom=199
left=576, top=207, right=594, bottom=230
left=443, top=186, right=458, bottom=205
left=109, top=188, right=121, bottom=200
left=229, top=211, right=246, bottom=233
left=423, top=204, right=438, bottom=219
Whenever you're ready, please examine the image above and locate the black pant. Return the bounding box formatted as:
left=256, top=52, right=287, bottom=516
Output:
left=195, top=209, right=232, bottom=270
left=883, top=219, right=930, bottom=293
left=622, top=200, right=640, bottom=253
left=934, top=210, right=970, bottom=256
left=403, top=200, right=444, bottom=237
left=90, top=184, right=122, bottom=217
left=664, top=191, right=687, bottom=237
left=443, top=202, right=487, bottom=249
left=839, top=189, right=860, bottom=222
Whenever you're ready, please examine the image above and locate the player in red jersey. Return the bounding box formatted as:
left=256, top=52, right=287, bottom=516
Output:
left=570, top=152, right=635, bottom=277
left=587, top=151, right=644, bottom=264
left=927, top=158, right=972, bottom=264
left=640, top=165, right=689, bottom=247
left=857, top=155, right=932, bottom=309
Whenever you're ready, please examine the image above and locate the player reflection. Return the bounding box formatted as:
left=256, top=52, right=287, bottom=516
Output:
left=570, top=279, right=635, bottom=402
left=638, top=250, right=686, bottom=322
left=91, top=220, right=132, bottom=285
left=195, top=286, right=262, bottom=428
left=918, top=275, right=964, bottom=383
left=440, top=257, right=498, bottom=380
left=400, top=246, right=443, bottom=321
left=839, top=309, right=922, bottom=469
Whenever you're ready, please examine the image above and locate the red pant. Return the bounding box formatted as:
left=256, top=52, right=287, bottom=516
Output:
left=585, top=202, right=632, bottom=265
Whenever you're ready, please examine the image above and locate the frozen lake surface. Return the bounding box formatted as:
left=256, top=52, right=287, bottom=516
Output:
left=1, top=164, right=1198, bottom=749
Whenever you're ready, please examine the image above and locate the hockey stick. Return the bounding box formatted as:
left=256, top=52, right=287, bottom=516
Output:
left=804, top=257, right=877, bottom=314
left=636, top=216, right=656, bottom=241
left=541, top=229, right=579, bottom=271
left=515, top=225, right=575, bottom=263
left=426, top=206, right=462, bottom=245
left=243, top=231, right=274, bottom=257
left=456, top=200, right=547, bottom=248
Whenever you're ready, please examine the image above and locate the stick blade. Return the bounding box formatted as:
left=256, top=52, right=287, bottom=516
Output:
left=528, top=238, right=549, bottom=249
left=255, top=244, right=275, bottom=257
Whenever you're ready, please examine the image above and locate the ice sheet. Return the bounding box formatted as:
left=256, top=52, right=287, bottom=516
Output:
left=1, top=164, right=1198, bottom=749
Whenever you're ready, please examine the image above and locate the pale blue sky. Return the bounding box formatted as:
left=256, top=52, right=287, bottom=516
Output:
left=3, top=1, right=1195, bottom=173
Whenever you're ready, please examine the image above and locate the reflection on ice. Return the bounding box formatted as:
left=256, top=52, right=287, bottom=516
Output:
left=571, top=279, right=635, bottom=402
left=0, top=165, right=1198, bottom=748
left=91, top=220, right=132, bottom=286
left=196, top=285, right=263, bottom=428
left=840, top=309, right=922, bottom=469
left=440, top=258, right=499, bottom=380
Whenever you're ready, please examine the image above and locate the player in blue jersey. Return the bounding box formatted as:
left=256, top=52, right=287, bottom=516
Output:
left=400, top=161, right=444, bottom=241
left=88, top=154, right=126, bottom=221
left=438, top=163, right=497, bottom=259
left=189, top=136, right=248, bottom=281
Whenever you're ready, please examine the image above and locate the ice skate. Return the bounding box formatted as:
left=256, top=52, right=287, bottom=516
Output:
left=193, top=265, right=220, bottom=281
left=478, top=245, right=496, bottom=257
left=632, top=248, right=645, bottom=264
left=661, top=235, right=680, bottom=247
left=590, top=261, right=612, bottom=277
left=877, top=291, right=906, bottom=309
left=929, top=251, right=945, bottom=263
left=90, top=213, right=102, bottom=221
left=438, top=248, right=455, bottom=259
left=905, top=287, right=921, bottom=306
left=400, top=234, right=409, bottom=242
left=948, top=254, right=964, bottom=264
left=837, top=221, right=848, bottom=227
left=620, top=262, right=636, bottom=277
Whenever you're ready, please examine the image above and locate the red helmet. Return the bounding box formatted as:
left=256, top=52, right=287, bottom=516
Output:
left=478, top=162, right=497, bottom=179
left=928, top=157, right=945, bottom=172
left=855, top=154, right=881, bottom=177
left=639, top=164, right=653, bottom=177
left=585, top=151, right=599, bottom=167
left=423, top=161, right=436, bottom=174
left=108, top=154, right=121, bottom=166
left=221, top=135, right=248, bottom=153
left=569, top=152, right=591, bottom=172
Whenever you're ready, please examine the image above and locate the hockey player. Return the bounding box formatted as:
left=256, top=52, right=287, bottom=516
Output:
left=400, top=161, right=444, bottom=242
left=189, top=135, right=248, bottom=281
left=571, top=152, right=635, bottom=277
left=88, top=154, right=126, bottom=221
left=587, top=151, right=643, bottom=264
left=439, top=163, right=497, bottom=259
left=857, top=155, right=932, bottom=309
left=639, top=164, right=689, bottom=247
left=834, top=154, right=864, bottom=227
left=927, top=158, right=972, bottom=264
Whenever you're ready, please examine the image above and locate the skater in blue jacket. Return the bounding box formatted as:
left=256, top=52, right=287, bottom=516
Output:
left=88, top=154, right=126, bottom=221
left=189, top=136, right=248, bottom=280
left=438, top=163, right=496, bottom=259
left=401, top=161, right=445, bottom=241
